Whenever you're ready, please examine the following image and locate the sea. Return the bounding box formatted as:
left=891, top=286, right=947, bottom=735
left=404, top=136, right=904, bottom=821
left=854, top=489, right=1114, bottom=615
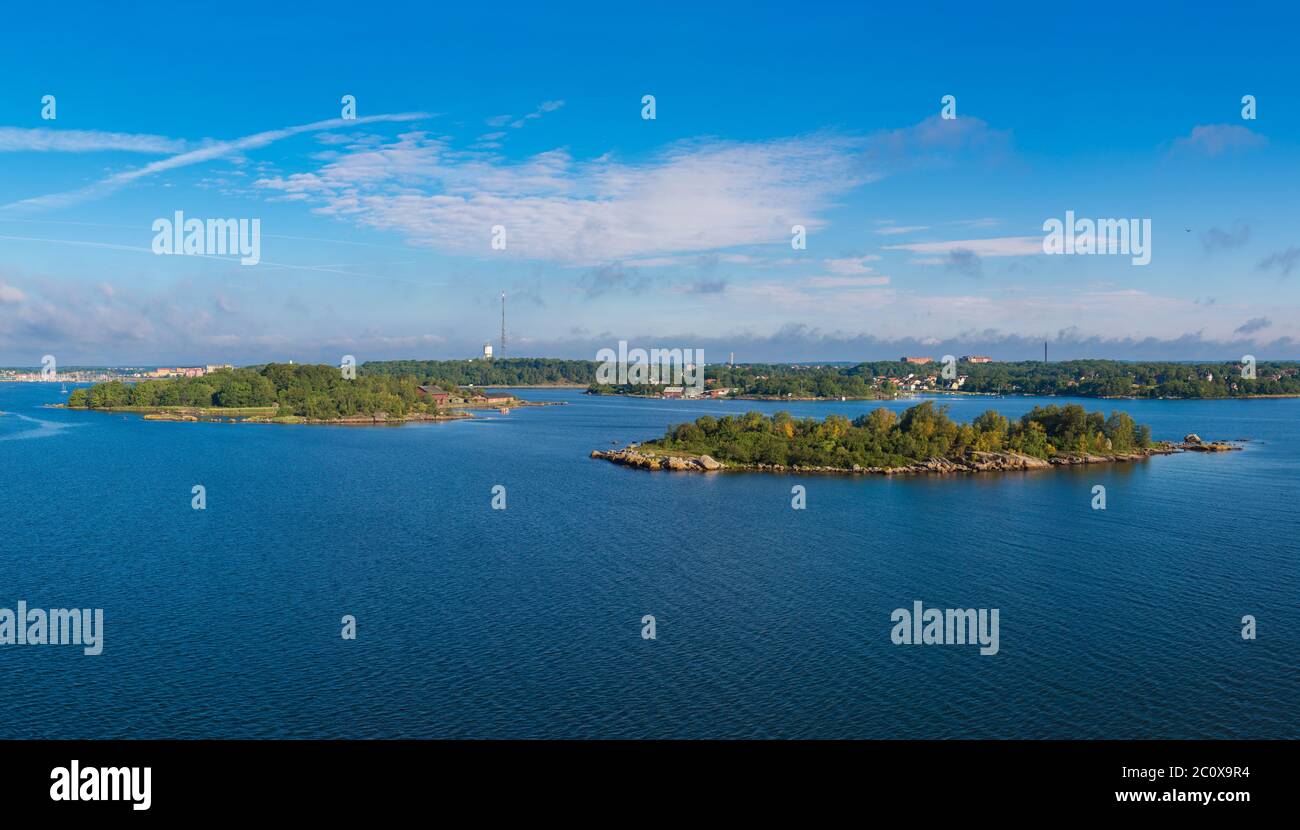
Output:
left=1, top=383, right=1296, bottom=738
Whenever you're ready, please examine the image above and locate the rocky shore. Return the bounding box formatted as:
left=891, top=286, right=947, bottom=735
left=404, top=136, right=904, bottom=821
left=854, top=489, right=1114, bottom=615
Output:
left=139, top=410, right=473, bottom=424
left=591, top=434, right=1240, bottom=475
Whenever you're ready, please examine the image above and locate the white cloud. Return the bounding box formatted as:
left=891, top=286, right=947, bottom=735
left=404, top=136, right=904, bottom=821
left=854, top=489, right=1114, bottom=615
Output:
left=245, top=113, right=1009, bottom=265
left=823, top=256, right=879, bottom=275
left=0, top=282, right=26, bottom=303
left=1170, top=124, right=1267, bottom=156
left=510, top=99, right=565, bottom=128
left=805, top=275, right=890, bottom=287
left=4, top=112, right=431, bottom=212
left=884, top=236, right=1042, bottom=259
left=0, top=127, right=186, bottom=154
left=256, top=132, right=872, bottom=263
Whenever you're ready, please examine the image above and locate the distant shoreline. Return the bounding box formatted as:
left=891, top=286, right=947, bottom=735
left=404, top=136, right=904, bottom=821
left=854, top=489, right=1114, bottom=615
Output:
left=480, top=383, right=587, bottom=388
left=588, top=388, right=1300, bottom=402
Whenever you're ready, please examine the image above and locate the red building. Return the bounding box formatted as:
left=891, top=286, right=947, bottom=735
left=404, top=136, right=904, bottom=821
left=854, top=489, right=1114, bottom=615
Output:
left=417, top=386, right=451, bottom=406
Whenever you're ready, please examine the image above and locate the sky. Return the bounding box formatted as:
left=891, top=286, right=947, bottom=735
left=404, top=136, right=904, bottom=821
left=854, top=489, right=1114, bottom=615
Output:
left=1, top=1, right=1298, bottom=365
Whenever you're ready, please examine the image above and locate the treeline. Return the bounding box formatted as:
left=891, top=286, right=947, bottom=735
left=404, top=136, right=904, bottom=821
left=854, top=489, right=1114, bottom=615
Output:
left=702, top=363, right=895, bottom=398
left=649, top=402, right=1153, bottom=468
left=359, top=357, right=1300, bottom=399
left=661, top=360, right=1300, bottom=399
left=708, top=360, right=1300, bottom=398
left=947, top=360, right=1300, bottom=397
left=67, top=364, right=427, bottom=419
left=586, top=364, right=896, bottom=398
left=362, top=358, right=597, bottom=386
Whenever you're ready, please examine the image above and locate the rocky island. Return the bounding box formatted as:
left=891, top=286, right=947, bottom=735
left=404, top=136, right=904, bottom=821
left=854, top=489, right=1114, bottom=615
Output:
left=591, top=402, right=1241, bottom=475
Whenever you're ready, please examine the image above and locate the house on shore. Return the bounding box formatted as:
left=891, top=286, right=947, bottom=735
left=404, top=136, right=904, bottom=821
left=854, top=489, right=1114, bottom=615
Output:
left=460, top=388, right=516, bottom=404
left=416, top=385, right=461, bottom=406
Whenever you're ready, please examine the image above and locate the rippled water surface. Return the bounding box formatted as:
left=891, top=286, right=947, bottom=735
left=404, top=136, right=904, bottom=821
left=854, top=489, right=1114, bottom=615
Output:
left=1, top=383, right=1296, bottom=738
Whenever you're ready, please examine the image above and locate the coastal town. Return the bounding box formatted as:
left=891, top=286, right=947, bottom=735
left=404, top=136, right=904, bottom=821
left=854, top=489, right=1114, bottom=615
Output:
left=0, top=364, right=233, bottom=383
left=651, top=355, right=996, bottom=400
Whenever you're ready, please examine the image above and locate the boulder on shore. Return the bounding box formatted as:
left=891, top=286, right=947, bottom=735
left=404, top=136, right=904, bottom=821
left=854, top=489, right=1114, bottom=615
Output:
left=1184, top=433, right=1202, bottom=444
left=591, top=448, right=724, bottom=472
left=1184, top=441, right=1235, bottom=452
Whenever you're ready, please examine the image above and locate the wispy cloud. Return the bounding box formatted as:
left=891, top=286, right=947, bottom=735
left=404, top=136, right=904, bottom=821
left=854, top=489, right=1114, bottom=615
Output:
left=0, top=281, right=26, bottom=303
left=805, top=275, right=890, bottom=287
left=681, top=278, right=729, bottom=294
left=884, top=236, right=1041, bottom=259
left=0, top=127, right=186, bottom=154
left=257, top=132, right=870, bottom=263
left=578, top=261, right=646, bottom=297
left=252, top=115, right=1007, bottom=264
left=874, top=224, right=929, bottom=236
left=1170, top=124, right=1267, bottom=156
left=3, top=112, right=430, bottom=213
left=0, top=233, right=439, bottom=287
left=1201, top=223, right=1250, bottom=252
left=940, top=248, right=982, bottom=276
left=510, top=100, right=565, bottom=129
left=1235, top=317, right=1271, bottom=335
left=1257, top=246, right=1300, bottom=278
left=823, top=255, right=879, bottom=275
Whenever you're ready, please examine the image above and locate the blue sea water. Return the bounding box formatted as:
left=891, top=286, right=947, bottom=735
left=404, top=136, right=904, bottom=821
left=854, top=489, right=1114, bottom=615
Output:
left=1, top=383, right=1296, bottom=739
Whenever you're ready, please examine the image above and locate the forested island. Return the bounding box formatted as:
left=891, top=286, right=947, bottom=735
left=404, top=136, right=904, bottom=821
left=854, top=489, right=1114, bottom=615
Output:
left=592, top=402, right=1239, bottom=474
left=65, top=363, right=528, bottom=423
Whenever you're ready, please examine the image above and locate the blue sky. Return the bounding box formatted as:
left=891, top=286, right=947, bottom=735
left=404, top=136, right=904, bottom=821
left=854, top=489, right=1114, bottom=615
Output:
left=1, top=1, right=1298, bottom=364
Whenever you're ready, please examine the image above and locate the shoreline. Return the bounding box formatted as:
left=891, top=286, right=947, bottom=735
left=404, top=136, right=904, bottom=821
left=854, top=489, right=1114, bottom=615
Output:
left=587, top=390, right=1300, bottom=403
left=74, top=406, right=474, bottom=425
left=588, top=389, right=1300, bottom=403
left=50, top=398, right=562, bottom=425
left=483, top=387, right=590, bottom=392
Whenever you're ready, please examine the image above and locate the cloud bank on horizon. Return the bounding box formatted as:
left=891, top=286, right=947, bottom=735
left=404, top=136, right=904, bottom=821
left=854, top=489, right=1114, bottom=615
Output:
left=0, top=2, right=1297, bottom=365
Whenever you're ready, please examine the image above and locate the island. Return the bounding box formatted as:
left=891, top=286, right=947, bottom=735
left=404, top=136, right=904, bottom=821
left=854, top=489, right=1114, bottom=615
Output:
left=591, top=402, right=1240, bottom=474
left=63, top=363, right=545, bottom=424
